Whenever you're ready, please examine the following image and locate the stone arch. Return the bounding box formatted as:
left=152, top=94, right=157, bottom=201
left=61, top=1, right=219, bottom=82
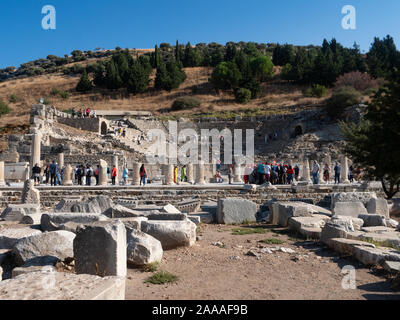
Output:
left=101, top=121, right=108, bottom=135
left=294, top=125, right=303, bottom=137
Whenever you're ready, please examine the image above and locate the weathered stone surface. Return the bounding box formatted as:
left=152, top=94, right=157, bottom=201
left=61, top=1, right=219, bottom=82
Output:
left=56, top=195, right=113, bottom=214
left=103, top=204, right=143, bottom=218
left=1, top=204, right=40, bottom=222
left=386, top=219, right=399, bottom=229
left=366, top=198, right=389, bottom=218
left=187, top=215, right=201, bottom=225
left=332, top=201, right=368, bottom=218
left=148, top=213, right=187, bottom=221
left=162, top=204, right=181, bottom=214
left=114, top=217, right=148, bottom=231
left=320, top=218, right=355, bottom=245
left=351, top=230, right=400, bottom=248
left=269, top=202, right=280, bottom=225
left=0, top=266, right=2, bottom=280
left=0, top=227, right=42, bottom=249
left=328, top=238, right=376, bottom=255
left=389, top=198, right=400, bottom=216
left=21, top=179, right=40, bottom=205
left=358, top=214, right=387, bottom=227
left=297, top=227, right=322, bottom=239
left=21, top=214, right=42, bottom=225
left=0, top=272, right=125, bottom=300
left=40, top=212, right=109, bottom=232
left=275, top=202, right=314, bottom=227
left=217, top=198, right=258, bottom=224
left=141, top=220, right=196, bottom=250
left=383, top=260, right=400, bottom=273
left=127, top=229, right=163, bottom=266
left=187, top=212, right=214, bottom=224
left=288, top=215, right=330, bottom=232
left=13, top=230, right=75, bottom=266
left=331, top=192, right=377, bottom=210
left=74, top=221, right=127, bottom=277
left=12, top=265, right=55, bottom=278
left=353, top=245, right=400, bottom=266
left=332, top=215, right=364, bottom=230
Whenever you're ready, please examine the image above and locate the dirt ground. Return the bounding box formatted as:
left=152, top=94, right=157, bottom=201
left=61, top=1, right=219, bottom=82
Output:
left=126, top=223, right=400, bottom=300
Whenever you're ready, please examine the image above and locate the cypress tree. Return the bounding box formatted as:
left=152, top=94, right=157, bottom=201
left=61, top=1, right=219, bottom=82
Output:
left=76, top=70, right=93, bottom=93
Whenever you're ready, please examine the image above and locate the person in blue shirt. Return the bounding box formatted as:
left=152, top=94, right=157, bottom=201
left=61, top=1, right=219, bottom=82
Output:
left=122, top=167, right=129, bottom=185
left=257, top=163, right=265, bottom=184
left=49, top=160, right=58, bottom=186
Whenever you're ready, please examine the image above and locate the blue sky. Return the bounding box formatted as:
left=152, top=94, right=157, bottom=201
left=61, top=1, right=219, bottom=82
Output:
left=0, top=0, right=399, bottom=68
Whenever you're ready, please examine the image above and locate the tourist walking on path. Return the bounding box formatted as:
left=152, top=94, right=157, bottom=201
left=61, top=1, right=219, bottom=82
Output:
left=140, top=164, right=147, bottom=186
left=257, top=163, right=265, bottom=185
left=32, top=163, right=41, bottom=186
left=334, top=162, right=341, bottom=184
left=264, top=163, right=271, bottom=184
left=228, top=164, right=233, bottom=185
left=44, top=163, right=50, bottom=184
left=95, top=165, right=100, bottom=185
left=174, top=166, right=178, bottom=184
left=349, top=165, right=355, bottom=183
left=286, top=165, right=295, bottom=184
left=181, top=165, right=187, bottom=182
left=111, top=165, right=117, bottom=185
left=323, top=163, right=331, bottom=184
left=86, top=165, right=93, bottom=186
left=312, top=161, right=320, bottom=185
left=294, top=164, right=300, bottom=181
left=49, top=160, right=58, bottom=186
left=122, top=167, right=129, bottom=185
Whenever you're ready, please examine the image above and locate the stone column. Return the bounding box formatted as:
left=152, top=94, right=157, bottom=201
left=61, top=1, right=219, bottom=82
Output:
left=318, top=162, right=324, bottom=184
left=99, top=159, right=108, bottom=186
left=131, top=163, right=140, bottom=186
left=195, top=161, right=205, bottom=185
left=0, top=161, right=5, bottom=186
left=233, top=164, right=242, bottom=183
left=186, top=163, right=194, bottom=184
left=63, top=164, right=73, bottom=185
left=112, top=155, right=119, bottom=184
left=163, top=164, right=174, bottom=185
left=301, top=159, right=312, bottom=184
left=30, top=133, right=41, bottom=170
left=340, top=155, right=350, bottom=184
left=57, top=153, right=64, bottom=169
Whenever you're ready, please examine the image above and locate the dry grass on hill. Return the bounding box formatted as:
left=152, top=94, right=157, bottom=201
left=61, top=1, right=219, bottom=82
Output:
left=0, top=66, right=329, bottom=129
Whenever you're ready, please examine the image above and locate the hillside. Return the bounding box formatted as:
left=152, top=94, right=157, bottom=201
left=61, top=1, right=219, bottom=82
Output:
left=0, top=65, right=329, bottom=127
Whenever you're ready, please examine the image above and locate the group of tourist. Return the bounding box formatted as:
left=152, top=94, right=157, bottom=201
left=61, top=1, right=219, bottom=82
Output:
left=240, top=162, right=300, bottom=185
left=71, top=107, right=96, bottom=119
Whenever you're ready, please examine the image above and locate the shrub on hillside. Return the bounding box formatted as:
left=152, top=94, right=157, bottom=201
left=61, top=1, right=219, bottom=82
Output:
left=51, top=88, right=60, bottom=96
left=9, top=94, right=18, bottom=103
left=171, top=96, right=201, bottom=111
left=334, top=71, right=378, bottom=92
left=326, top=86, right=361, bottom=119
left=0, top=101, right=10, bottom=116
left=303, top=84, right=326, bottom=98
left=76, top=70, right=93, bottom=93
left=59, top=91, right=70, bottom=99
left=235, top=88, right=252, bottom=104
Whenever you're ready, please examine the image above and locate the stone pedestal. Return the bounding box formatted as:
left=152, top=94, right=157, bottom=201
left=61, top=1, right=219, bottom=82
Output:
left=163, top=164, right=174, bottom=185
left=64, top=164, right=73, bottom=185
left=341, top=155, right=350, bottom=184
left=30, top=133, right=41, bottom=171
left=57, top=153, right=64, bottom=169
left=0, top=161, right=5, bottom=186
left=99, top=159, right=108, bottom=186
left=112, top=155, right=119, bottom=184
left=233, top=164, right=242, bottom=183
left=131, top=163, right=140, bottom=186
left=195, top=162, right=205, bottom=185
left=186, top=163, right=194, bottom=184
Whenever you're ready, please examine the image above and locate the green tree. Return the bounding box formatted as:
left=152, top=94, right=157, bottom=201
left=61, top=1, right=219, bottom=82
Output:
left=249, top=55, right=274, bottom=82
left=104, top=60, right=123, bottom=90
left=341, top=79, right=400, bottom=199
left=210, top=61, right=242, bottom=92
left=76, top=70, right=93, bottom=93
left=126, top=60, right=150, bottom=94
left=183, top=42, right=201, bottom=67
left=155, top=60, right=186, bottom=91
left=272, top=44, right=295, bottom=66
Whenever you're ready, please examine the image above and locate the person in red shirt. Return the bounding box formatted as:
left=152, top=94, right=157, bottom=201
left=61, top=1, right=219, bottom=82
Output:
left=111, top=165, right=117, bottom=185
left=286, top=165, right=295, bottom=184
left=140, top=164, right=147, bottom=186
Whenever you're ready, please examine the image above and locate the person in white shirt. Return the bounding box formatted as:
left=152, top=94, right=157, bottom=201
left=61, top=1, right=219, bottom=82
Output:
left=312, top=161, right=320, bottom=185
left=264, top=163, right=271, bottom=183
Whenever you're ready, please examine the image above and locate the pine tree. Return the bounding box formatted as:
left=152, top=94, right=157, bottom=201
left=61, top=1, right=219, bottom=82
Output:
left=76, top=70, right=93, bottom=93
left=105, top=60, right=123, bottom=90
